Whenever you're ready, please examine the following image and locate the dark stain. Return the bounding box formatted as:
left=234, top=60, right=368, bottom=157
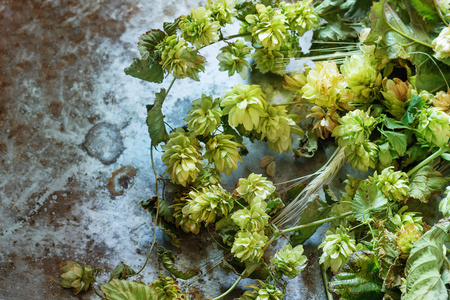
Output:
left=108, top=165, right=137, bottom=196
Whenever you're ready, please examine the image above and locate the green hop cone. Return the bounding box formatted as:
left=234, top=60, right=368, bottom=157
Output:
left=161, top=130, right=203, bottom=187
left=151, top=276, right=185, bottom=300
left=236, top=173, right=276, bottom=203
left=381, top=78, right=415, bottom=119
left=391, top=207, right=423, bottom=232
left=283, top=71, right=308, bottom=92
left=416, top=107, right=450, bottom=147
left=157, top=35, right=206, bottom=81
left=245, top=4, right=287, bottom=51
left=319, top=226, right=357, bottom=274
left=259, top=105, right=300, bottom=153
left=194, top=167, right=221, bottom=189
left=271, top=244, right=307, bottom=279
left=396, top=223, right=422, bottom=258
left=301, top=61, right=354, bottom=108
left=332, top=109, right=376, bottom=150
left=231, top=200, right=269, bottom=231
left=182, top=184, right=234, bottom=224
left=217, top=40, right=251, bottom=79
left=220, top=84, right=268, bottom=131
left=252, top=48, right=286, bottom=75
left=239, top=280, right=284, bottom=300
left=346, top=141, right=378, bottom=172
left=205, top=0, right=238, bottom=26
left=281, top=0, right=320, bottom=36
left=372, top=167, right=409, bottom=202
left=231, top=230, right=268, bottom=262
left=432, top=26, right=450, bottom=60
left=184, top=94, right=222, bottom=136
left=172, top=194, right=202, bottom=234
left=341, top=53, right=382, bottom=104
left=61, top=261, right=97, bottom=294
left=439, top=187, right=450, bottom=217
left=180, top=7, right=220, bottom=49
left=204, top=134, right=242, bottom=175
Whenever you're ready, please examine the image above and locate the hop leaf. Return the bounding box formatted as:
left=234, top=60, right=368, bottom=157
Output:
left=182, top=184, right=234, bottom=224
left=204, top=134, right=243, bottom=175
left=61, top=261, right=97, bottom=294
left=319, top=226, right=357, bottom=273
left=271, top=244, right=307, bottom=278
left=206, top=0, right=238, bottom=26
left=236, top=173, right=276, bottom=203
left=301, top=61, right=354, bottom=108
left=231, top=231, right=268, bottom=262
left=180, top=7, right=220, bottom=49
left=416, top=107, right=450, bottom=148
left=239, top=280, right=284, bottom=300
left=220, top=84, right=268, bottom=131
left=231, top=200, right=269, bottom=231
left=184, top=94, right=222, bottom=136
left=157, top=35, right=206, bottom=81
left=244, top=4, right=288, bottom=51
left=217, top=40, right=251, bottom=79
left=439, top=187, right=450, bottom=217
left=341, top=53, right=382, bottom=104
left=432, top=26, right=450, bottom=60
left=372, top=167, right=409, bottom=202
left=381, top=78, right=415, bottom=119
left=161, top=130, right=203, bottom=187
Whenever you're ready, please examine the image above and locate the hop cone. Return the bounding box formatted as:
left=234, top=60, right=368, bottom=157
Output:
left=221, top=84, right=267, bottom=131
left=259, top=105, right=300, bottom=153
left=381, top=78, right=415, bottom=119
left=236, top=173, right=276, bottom=203
left=432, top=26, right=450, bottom=60
left=244, top=4, right=287, bottom=50
left=204, top=134, right=242, bottom=175
left=283, top=71, right=308, bottom=92
left=157, top=35, right=206, bottom=81
left=301, top=61, right=353, bottom=108
left=433, top=90, right=450, bottom=114
left=172, top=195, right=202, bottom=234
left=391, top=209, right=423, bottom=232
left=252, top=48, right=286, bottom=75
left=271, top=244, right=307, bottom=278
left=439, top=187, right=450, bottom=217
left=206, top=0, right=237, bottom=26
left=332, top=109, right=376, bottom=150
left=341, top=53, right=382, bottom=104
left=182, top=184, right=234, bottom=224
left=61, top=261, right=96, bottom=294
left=319, top=227, right=357, bottom=273
left=231, top=230, right=268, bottom=262
left=307, top=106, right=339, bottom=139
left=184, top=94, right=222, bottom=136
left=396, top=223, right=422, bottom=258
left=217, top=40, right=251, bottom=79
left=347, top=141, right=378, bottom=172
left=281, top=0, right=320, bottom=36
left=231, top=200, right=269, bottom=231
left=151, top=276, right=185, bottom=300
left=180, top=7, right=220, bottom=49
left=161, top=130, right=203, bottom=187
left=239, top=281, right=284, bottom=300
left=194, top=167, right=221, bottom=189
left=416, top=107, right=450, bottom=147
left=372, top=167, right=409, bottom=202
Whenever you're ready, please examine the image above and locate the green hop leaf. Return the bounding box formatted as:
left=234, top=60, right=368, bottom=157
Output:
left=146, top=89, right=169, bottom=147
left=352, top=181, right=388, bottom=222
left=100, top=280, right=157, bottom=300
left=408, top=165, right=449, bottom=203
left=157, top=248, right=201, bottom=280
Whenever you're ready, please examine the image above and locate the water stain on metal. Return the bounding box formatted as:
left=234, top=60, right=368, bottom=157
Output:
left=107, top=165, right=137, bottom=196
left=82, top=122, right=124, bottom=165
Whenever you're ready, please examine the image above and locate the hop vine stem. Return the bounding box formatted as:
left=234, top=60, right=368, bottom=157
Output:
left=407, top=146, right=448, bottom=177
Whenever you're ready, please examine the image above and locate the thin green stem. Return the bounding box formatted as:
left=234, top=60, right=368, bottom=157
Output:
left=273, top=101, right=308, bottom=107
left=434, top=0, right=449, bottom=26
left=407, top=147, right=448, bottom=177
left=321, top=263, right=333, bottom=300
left=221, top=32, right=252, bottom=41
left=134, top=147, right=161, bottom=275
left=280, top=212, right=352, bottom=235
left=94, top=287, right=104, bottom=299
left=212, top=276, right=242, bottom=300
left=166, top=77, right=176, bottom=96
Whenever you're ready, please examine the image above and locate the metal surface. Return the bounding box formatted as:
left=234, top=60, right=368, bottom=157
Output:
left=0, top=1, right=345, bottom=299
